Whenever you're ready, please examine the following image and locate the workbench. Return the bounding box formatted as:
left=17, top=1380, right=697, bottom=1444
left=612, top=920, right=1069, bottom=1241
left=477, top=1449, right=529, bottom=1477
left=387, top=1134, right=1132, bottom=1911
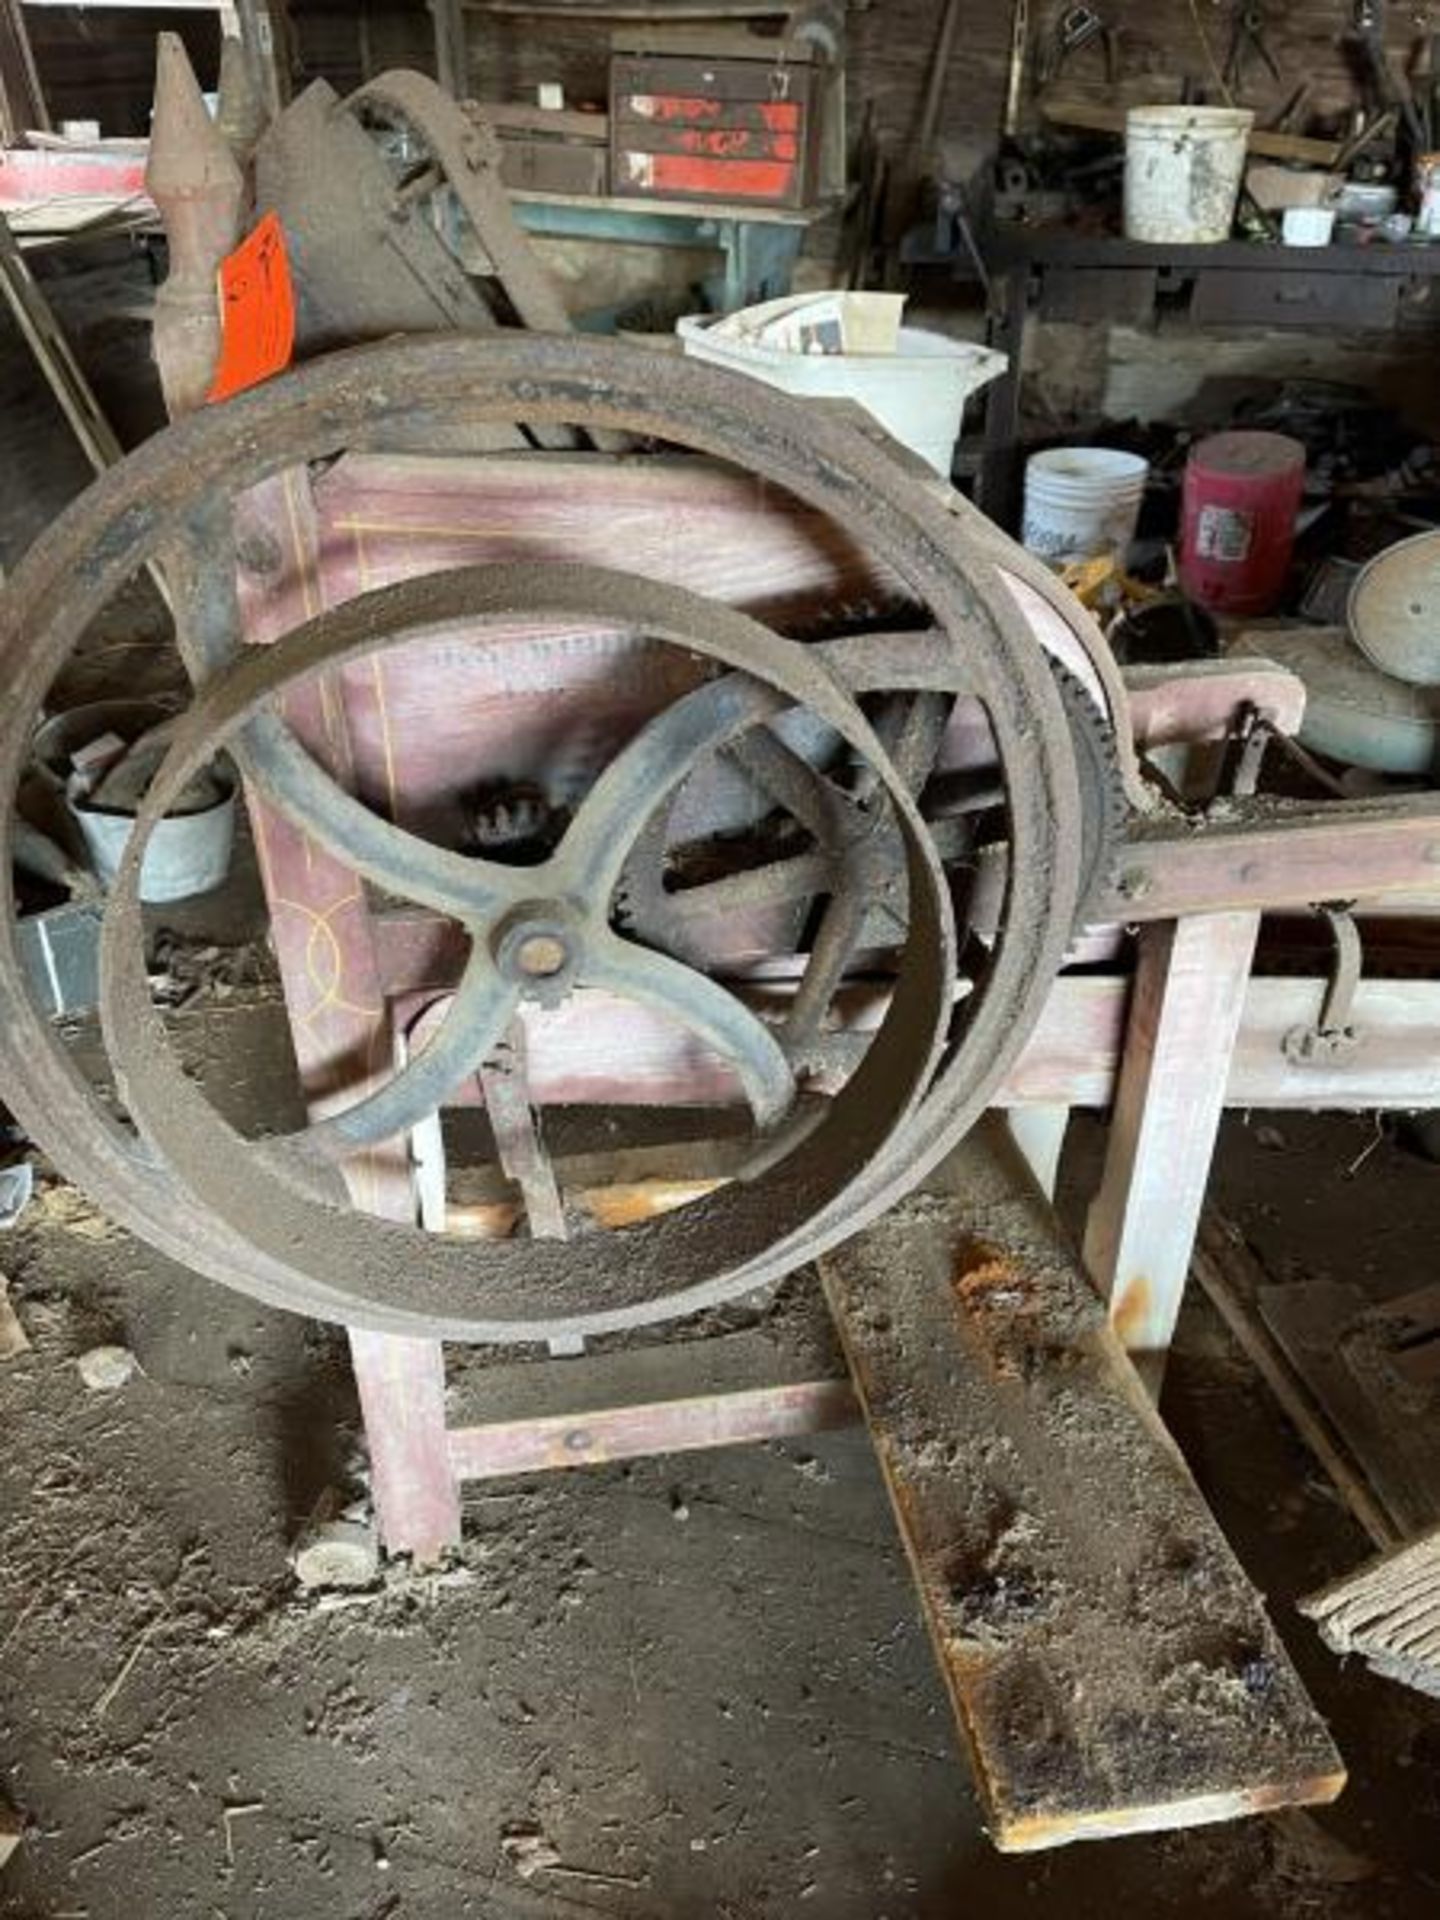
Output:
left=511, top=187, right=829, bottom=320
left=974, top=227, right=1440, bottom=523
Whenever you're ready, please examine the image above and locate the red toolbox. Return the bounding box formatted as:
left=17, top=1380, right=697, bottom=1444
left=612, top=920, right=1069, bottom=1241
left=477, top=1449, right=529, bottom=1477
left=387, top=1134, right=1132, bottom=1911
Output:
left=610, top=45, right=821, bottom=209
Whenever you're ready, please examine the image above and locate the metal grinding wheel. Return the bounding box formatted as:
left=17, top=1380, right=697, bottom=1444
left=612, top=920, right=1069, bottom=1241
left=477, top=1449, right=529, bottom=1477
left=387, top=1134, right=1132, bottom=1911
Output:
left=0, top=334, right=1085, bottom=1344
left=1349, top=531, right=1440, bottom=687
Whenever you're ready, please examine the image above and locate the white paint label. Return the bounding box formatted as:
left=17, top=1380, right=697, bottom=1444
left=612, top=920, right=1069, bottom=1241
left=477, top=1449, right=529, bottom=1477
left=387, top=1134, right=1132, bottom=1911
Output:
left=1196, top=504, right=1254, bottom=563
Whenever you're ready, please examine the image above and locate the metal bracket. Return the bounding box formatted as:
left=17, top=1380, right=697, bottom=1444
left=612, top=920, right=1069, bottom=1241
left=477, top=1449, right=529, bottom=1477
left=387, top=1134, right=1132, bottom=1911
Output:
left=1283, top=904, right=1362, bottom=1065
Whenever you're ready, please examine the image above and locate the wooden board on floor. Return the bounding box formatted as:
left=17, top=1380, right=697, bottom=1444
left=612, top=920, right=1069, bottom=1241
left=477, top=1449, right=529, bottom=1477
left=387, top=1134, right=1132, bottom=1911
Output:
left=1192, top=1212, right=1403, bottom=1553
left=1258, top=1272, right=1440, bottom=1546
left=819, top=1120, right=1345, bottom=1853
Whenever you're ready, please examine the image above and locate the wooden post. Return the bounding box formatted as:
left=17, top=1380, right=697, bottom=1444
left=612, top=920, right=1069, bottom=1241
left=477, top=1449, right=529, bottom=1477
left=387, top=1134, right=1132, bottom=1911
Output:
left=429, top=0, right=468, bottom=96
left=1083, top=911, right=1261, bottom=1390
left=348, top=1330, right=461, bottom=1561
left=0, top=0, right=48, bottom=140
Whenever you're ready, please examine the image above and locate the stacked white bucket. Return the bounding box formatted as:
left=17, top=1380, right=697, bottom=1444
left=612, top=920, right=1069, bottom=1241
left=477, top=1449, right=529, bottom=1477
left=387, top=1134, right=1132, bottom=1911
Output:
left=1021, top=105, right=1253, bottom=569
left=1124, top=104, right=1254, bottom=245
left=1021, top=447, right=1148, bottom=567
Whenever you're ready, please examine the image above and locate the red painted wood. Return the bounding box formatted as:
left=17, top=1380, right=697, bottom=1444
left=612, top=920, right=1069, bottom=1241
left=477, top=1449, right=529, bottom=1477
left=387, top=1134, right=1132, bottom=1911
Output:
left=619, top=151, right=798, bottom=199
left=448, top=1378, right=856, bottom=1480
left=0, top=145, right=149, bottom=210
left=619, top=94, right=801, bottom=133
left=349, top=1329, right=460, bottom=1559
left=238, top=469, right=459, bottom=1556
left=630, top=124, right=800, bottom=162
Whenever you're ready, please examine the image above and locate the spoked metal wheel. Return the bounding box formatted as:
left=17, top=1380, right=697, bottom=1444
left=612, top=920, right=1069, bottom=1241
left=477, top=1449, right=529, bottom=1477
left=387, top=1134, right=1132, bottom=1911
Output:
left=0, top=333, right=1084, bottom=1343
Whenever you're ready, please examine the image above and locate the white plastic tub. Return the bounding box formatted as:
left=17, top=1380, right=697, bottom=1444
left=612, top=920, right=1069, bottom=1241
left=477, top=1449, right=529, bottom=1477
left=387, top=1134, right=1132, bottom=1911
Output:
left=1282, top=205, right=1336, bottom=247
left=1124, top=105, right=1254, bottom=244
left=71, top=789, right=236, bottom=904
left=677, top=312, right=1007, bottom=478
left=34, top=700, right=236, bottom=903
left=1021, top=446, right=1148, bottom=566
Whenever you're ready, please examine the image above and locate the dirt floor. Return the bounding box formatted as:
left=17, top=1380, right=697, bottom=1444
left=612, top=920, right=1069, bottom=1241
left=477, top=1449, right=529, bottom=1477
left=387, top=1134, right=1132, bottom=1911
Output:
left=0, top=1090, right=1437, bottom=1920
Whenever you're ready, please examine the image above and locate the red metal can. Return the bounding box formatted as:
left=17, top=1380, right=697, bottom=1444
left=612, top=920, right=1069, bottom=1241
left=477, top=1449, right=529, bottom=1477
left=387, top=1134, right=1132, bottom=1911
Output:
left=1179, top=430, right=1306, bottom=616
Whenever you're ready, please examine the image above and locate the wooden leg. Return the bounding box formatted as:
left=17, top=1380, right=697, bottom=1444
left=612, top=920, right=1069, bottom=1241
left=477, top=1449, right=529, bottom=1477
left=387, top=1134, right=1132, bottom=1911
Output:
left=348, top=1329, right=461, bottom=1562
left=1005, top=1103, right=1069, bottom=1200
left=1083, top=911, right=1260, bottom=1392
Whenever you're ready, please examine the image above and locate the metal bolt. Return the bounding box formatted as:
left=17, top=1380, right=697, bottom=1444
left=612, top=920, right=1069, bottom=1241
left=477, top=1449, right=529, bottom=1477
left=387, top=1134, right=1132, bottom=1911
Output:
left=514, top=933, right=567, bottom=978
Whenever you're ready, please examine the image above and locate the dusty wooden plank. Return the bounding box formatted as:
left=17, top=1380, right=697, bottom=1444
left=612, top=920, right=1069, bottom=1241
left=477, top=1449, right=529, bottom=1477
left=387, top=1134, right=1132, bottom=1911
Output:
left=1300, top=1525, right=1440, bottom=1701
left=1192, top=1214, right=1401, bottom=1554
left=1258, top=1275, right=1440, bottom=1546
left=1301, top=1524, right=1440, bottom=1700
left=371, top=945, right=1440, bottom=1115
left=1084, top=911, right=1260, bottom=1385
left=819, top=1121, right=1344, bottom=1853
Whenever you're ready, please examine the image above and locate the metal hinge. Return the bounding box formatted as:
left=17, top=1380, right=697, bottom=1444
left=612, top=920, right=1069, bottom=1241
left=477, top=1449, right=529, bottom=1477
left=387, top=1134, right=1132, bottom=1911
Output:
left=1283, top=904, right=1362, bottom=1065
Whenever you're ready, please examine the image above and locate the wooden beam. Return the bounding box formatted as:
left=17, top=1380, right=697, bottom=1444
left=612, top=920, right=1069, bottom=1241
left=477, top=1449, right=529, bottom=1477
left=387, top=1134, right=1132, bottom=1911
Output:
left=1100, top=800, right=1440, bottom=924
left=1042, top=99, right=1343, bottom=166
left=0, top=0, right=47, bottom=139
left=446, top=1318, right=855, bottom=1478
left=372, top=943, right=1440, bottom=1116
left=428, top=0, right=468, bottom=95
left=1083, top=912, right=1260, bottom=1387
left=450, top=1378, right=856, bottom=1479
left=349, top=1330, right=461, bottom=1563
left=819, top=1122, right=1345, bottom=1853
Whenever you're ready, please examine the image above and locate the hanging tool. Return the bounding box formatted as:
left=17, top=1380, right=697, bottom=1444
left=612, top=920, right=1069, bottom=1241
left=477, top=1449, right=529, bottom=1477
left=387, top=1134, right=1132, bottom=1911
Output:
left=1005, top=0, right=1031, bottom=138
left=1223, top=5, right=1282, bottom=95
left=1351, top=1, right=1426, bottom=149
left=915, top=0, right=963, bottom=165
left=1039, top=5, right=1118, bottom=87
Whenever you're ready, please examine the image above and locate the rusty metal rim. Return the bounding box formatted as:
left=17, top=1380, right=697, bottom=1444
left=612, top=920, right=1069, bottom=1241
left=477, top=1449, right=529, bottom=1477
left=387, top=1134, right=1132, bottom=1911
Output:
left=344, top=70, right=571, bottom=341
left=0, top=333, right=1081, bottom=1341
left=99, top=559, right=957, bottom=1332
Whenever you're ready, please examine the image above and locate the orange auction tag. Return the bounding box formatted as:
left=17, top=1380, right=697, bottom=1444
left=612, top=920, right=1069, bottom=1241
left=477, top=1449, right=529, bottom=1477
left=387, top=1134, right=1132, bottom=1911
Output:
left=207, top=211, right=295, bottom=403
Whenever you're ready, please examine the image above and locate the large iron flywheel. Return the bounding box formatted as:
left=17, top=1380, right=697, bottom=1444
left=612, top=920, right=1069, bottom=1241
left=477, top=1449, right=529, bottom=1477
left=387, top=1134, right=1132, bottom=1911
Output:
left=0, top=334, right=1088, bottom=1342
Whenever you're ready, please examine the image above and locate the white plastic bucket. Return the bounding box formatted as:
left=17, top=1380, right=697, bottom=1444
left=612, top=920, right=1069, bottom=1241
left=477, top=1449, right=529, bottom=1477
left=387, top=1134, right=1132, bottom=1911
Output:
left=1124, top=105, right=1254, bottom=244
left=71, top=788, right=236, bottom=904
left=1021, top=446, right=1148, bottom=565
left=677, top=313, right=1007, bottom=477
left=33, top=701, right=237, bottom=904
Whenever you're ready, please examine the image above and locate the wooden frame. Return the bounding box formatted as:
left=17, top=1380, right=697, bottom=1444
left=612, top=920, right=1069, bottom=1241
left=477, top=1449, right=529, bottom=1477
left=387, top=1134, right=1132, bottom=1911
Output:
left=227, top=447, right=1440, bottom=1556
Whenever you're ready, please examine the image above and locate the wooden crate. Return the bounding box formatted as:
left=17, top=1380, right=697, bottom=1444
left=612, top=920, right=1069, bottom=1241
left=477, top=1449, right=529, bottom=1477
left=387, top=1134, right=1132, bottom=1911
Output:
left=609, top=48, right=821, bottom=209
